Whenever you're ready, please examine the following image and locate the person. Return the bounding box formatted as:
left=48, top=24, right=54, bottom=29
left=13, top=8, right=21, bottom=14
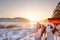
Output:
left=54, top=25, right=60, bottom=40
left=46, top=23, right=55, bottom=40
left=35, top=23, right=42, bottom=40
left=41, top=24, right=46, bottom=40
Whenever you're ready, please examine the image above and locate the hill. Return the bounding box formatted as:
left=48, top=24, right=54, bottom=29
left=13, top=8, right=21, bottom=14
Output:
left=0, top=17, right=30, bottom=22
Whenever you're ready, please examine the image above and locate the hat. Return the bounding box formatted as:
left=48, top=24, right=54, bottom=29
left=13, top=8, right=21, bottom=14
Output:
left=46, top=23, right=55, bottom=29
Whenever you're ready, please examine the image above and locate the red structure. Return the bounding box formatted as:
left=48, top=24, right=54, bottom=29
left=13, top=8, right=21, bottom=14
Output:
left=48, top=2, right=60, bottom=25
left=48, top=18, right=60, bottom=25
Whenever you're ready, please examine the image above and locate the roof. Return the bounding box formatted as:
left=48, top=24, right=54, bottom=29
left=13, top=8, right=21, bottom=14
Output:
left=48, top=18, right=60, bottom=20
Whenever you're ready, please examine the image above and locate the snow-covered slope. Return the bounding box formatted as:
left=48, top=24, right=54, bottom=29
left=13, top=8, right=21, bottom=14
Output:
left=20, top=33, right=35, bottom=40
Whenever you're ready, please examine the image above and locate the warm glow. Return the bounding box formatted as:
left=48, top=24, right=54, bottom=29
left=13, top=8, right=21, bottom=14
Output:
left=27, top=16, right=39, bottom=21
left=30, top=22, right=37, bottom=28
left=25, top=11, right=46, bottom=21
left=0, top=0, right=59, bottom=21
left=26, top=15, right=46, bottom=21
left=11, top=11, right=48, bottom=21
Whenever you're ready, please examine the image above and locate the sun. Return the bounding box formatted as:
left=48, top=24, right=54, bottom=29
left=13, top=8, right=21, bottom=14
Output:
left=26, top=14, right=45, bottom=22
left=27, top=16, right=39, bottom=21
left=26, top=15, right=47, bottom=22
left=24, top=11, right=46, bottom=22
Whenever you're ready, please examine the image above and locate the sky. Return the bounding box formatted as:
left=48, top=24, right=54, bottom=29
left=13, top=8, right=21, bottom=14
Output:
left=0, top=0, right=60, bottom=21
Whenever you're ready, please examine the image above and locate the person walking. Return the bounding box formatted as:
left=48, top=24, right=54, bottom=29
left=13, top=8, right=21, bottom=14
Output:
left=46, top=23, right=55, bottom=40
left=54, top=25, right=60, bottom=40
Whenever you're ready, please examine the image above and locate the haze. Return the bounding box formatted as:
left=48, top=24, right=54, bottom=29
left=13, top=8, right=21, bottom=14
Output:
left=0, top=0, right=60, bottom=21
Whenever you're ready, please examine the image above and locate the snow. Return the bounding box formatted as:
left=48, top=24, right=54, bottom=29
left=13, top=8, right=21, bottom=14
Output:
left=0, top=22, right=35, bottom=40
left=20, top=33, right=35, bottom=40
left=0, top=22, right=60, bottom=40
left=0, top=28, right=35, bottom=40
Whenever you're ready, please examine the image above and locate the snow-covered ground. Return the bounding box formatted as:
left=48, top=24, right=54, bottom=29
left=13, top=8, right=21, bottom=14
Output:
left=20, top=33, right=35, bottom=40
left=0, top=28, right=35, bottom=40
left=0, top=22, right=60, bottom=40
left=0, top=22, right=36, bottom=40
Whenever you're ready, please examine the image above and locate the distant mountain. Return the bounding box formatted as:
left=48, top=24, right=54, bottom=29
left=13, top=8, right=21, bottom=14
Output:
left=0, top=17, right=30, bottom=22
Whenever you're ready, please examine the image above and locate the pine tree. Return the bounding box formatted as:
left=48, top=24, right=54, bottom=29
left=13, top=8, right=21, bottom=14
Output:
left=52, top=2, right=60, bottom=18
